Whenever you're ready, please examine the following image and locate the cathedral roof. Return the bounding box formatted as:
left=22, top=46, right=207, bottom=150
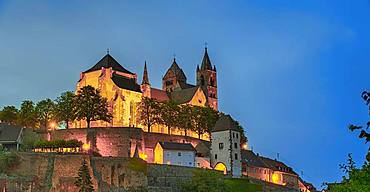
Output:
left=150, top=88, right=169, bottom=102
left=85, top=54, right=135, bottom=75
left=111, top=73, right=141, bottom=93
left=142, top=61, right=150, bottom=85
left=212, top=114, right=241, bottom=132
left=163, top=59, right=187, bottom=82
left=200, top=48, right=213, bottom=70
left=168, top=86, right=200, bottom=104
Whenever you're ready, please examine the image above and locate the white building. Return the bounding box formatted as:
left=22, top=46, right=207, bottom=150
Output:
left=154, top=141, right=196, bottom=167
left=210, top=114, right=242, bottom=177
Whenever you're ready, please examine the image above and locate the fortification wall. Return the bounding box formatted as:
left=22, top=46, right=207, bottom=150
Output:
left=42, top=127, right=209, bottom=163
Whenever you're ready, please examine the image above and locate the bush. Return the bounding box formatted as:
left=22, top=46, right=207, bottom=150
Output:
left=0, top=151, right=21, bottom=174
left=181, top=169, right=229, bottom=192
left=33, top=139, right=83, bottom=149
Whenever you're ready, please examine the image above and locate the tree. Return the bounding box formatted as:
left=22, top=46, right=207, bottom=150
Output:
left=191, top=106, right=219, bottom=139
left=348, top=91, right=370, bottom=161
left=136, top=97, right=161, bottom=132
left=160, top=100, right=179, bottom=135
left=177, top=104, right=193, bottom=136
left=75, top=159, right=94, bottom=192
left=35, top=99, right=55, bottom=130
left=0, top=106, right=19, bottom=125
left=74, top=85, right=112, bottom=128
left=54, top=91, right=75, bottom=129
left=18, top=100, right=37, bottom=128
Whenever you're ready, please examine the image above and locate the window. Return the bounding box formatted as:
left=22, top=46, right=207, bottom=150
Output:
left=189, top=162, right=192, bottom=165
left=166, top=80, right=173, bottom=86
left=233, top=133, right=235, bottom=138
left=219, top=143, right=224, bottom=150
left=215, top=154, right=217, bottom=159
left=234, top=143, right=238, bottom=149
left=235, top=153, right=238, bottom=160
left=236, top=133, right=238, bottom=139
left=178, top=152, right=182, bottom=156
left=200, top=75, right=205, bottom=86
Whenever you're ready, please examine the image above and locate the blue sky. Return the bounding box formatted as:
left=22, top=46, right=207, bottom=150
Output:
left=0, top=0, right=369, bottom=188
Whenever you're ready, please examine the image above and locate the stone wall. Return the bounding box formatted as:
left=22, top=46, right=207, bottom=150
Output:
left=3, top=153, right=148, bottom=192
left=43, top=127, right=209, bottom=163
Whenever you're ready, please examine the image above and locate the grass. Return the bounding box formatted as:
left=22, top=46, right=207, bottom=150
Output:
left=224, top=178, right=263, bottom=192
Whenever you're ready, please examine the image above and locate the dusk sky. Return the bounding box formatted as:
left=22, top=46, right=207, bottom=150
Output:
left=0, top=0, right=369, bottom=188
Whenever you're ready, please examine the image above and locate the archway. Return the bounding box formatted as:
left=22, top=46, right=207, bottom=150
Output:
left=214, top=162, right=227, bottom=174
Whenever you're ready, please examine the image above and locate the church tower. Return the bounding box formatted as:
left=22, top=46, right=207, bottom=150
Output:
left=162, top=58, right=187, bottom=92
left=197, top=47, right=218, bottom=110
left=141, top=61, right=151, bottom=98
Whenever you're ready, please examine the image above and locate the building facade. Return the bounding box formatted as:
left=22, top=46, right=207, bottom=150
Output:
left=72, top=48, right=218, bottom=140
left=154, top=142, right=196, bottom=167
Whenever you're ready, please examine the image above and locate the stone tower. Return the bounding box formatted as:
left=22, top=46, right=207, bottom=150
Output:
left=162, top=58, right=187, bottom=92
left=196, top=47, right=218, bottom=110
left=210, top=114, right=242, bottom=178
left=141, top=61, right=151, bottom=98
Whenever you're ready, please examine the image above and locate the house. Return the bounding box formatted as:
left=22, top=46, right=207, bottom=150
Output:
left=154, top=142, right=196, bottom=167
left=195, top=142, right=211, bottom=169
left=241, top=150, right=272, bottom=182
left=0, top=123, right=24, bottom=151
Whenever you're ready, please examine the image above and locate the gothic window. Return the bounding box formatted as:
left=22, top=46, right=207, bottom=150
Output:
left=210, top=78, right=215, bottom=87
left=234, top=143, right=238, bottom=149
left=200, top=75, right=205, bottom=86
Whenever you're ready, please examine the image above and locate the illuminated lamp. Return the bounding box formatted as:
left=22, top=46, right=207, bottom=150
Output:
left=272, top=173, right=280, bottom=184
left=82, top=143, right=90, bottom=151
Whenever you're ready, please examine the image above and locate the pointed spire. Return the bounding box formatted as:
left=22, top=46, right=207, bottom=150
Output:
left=201, top=47, right=212, bottom=70
left=196, top=65, right=200, bottom=72
left=142, top=61, right=150, bottom=85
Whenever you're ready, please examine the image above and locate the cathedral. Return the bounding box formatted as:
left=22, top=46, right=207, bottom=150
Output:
left=72, top=48, right=218, bottom=140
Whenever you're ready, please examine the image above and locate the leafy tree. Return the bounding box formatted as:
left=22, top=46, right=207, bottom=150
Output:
left=160, top=100, right=179, bottom=135
left=177, top=104, right=193, bottom=136
left=54, top=91, right=75, bottom=129
left=35, top=98, right=56, bottom=130
left=181, top=169, right=229, bottom=192
left=136, top=97, right=161, bottom=132
left=74, top=85, right=112, bottom=128
left=348, top=91, right=370, bottom=161
left=191, top=106, right=219, bottom=139
left=18, top=100, right=37, bottom=128
left=0, top=106, right=19, bottom=125
left=75, top=159, right=94, bottom=192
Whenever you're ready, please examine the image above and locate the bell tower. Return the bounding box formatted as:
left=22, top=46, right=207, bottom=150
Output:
left=196, top=47, right=218, bottom=110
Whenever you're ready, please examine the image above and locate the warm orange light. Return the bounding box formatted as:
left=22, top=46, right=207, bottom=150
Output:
left=82, top=143, right=90, bottom=151
left=242, top=143, right=248, bottom=150
left=139, top=152, right=148, bottom=161
left=272, top=173, right=280, bottom=184
left=214, top=163, right=227, bottom=174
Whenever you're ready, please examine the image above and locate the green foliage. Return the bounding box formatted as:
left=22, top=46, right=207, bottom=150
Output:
left=54, top=91, right=76, bottom=129
left=136, top=97, right=162, bottom=132
left=181, top=169, right=229, bottom=192
left=33, top=139, right=83, bottom=149
left=128, top=158, right=148, bottom=175
left=190, top=106, right=219, bottom=139
left=75, top=159, right=94, bottom=192
left=160, top=100, right=180, bottom=134
left=74, top=85, right=112, bottom=128
left=0, top=151, right=21, bottom=174
left=0, top=106, right=19, bottom=125
left=20, top=129, right=41, bottom=151
left=18, top=100, right=37, bottom=128
left=35, top=98, right=56, bottom=129
left=224, top=178, right=263, bottom=192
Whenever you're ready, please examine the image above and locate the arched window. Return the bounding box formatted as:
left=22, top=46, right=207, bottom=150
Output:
left=200, top=75, right=205, bottom=86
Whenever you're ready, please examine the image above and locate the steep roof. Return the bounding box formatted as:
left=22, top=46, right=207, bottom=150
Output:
left=168, top=86, right=200, bottom=104
left=111, top=73, right=141, bottom=93
left=0, top=123, right=23, bottom=143
left=158, top=142, right=196, bottom=151
left=200, top=48, right=213, bottom=70
left=213, top=114, right=241, bottom=132
left=142, top=62, right=150, bottom=85
left=84, top=54, right=135, bottom=75
left=151, top=88, right=170, bottom=102
left=163, top=59, right=187, bottom=82
left=259, top=156, right=297, bottom=175
left=195, top=142, right=211, bottom=157
left=241, top=150, right=269, bottom=168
